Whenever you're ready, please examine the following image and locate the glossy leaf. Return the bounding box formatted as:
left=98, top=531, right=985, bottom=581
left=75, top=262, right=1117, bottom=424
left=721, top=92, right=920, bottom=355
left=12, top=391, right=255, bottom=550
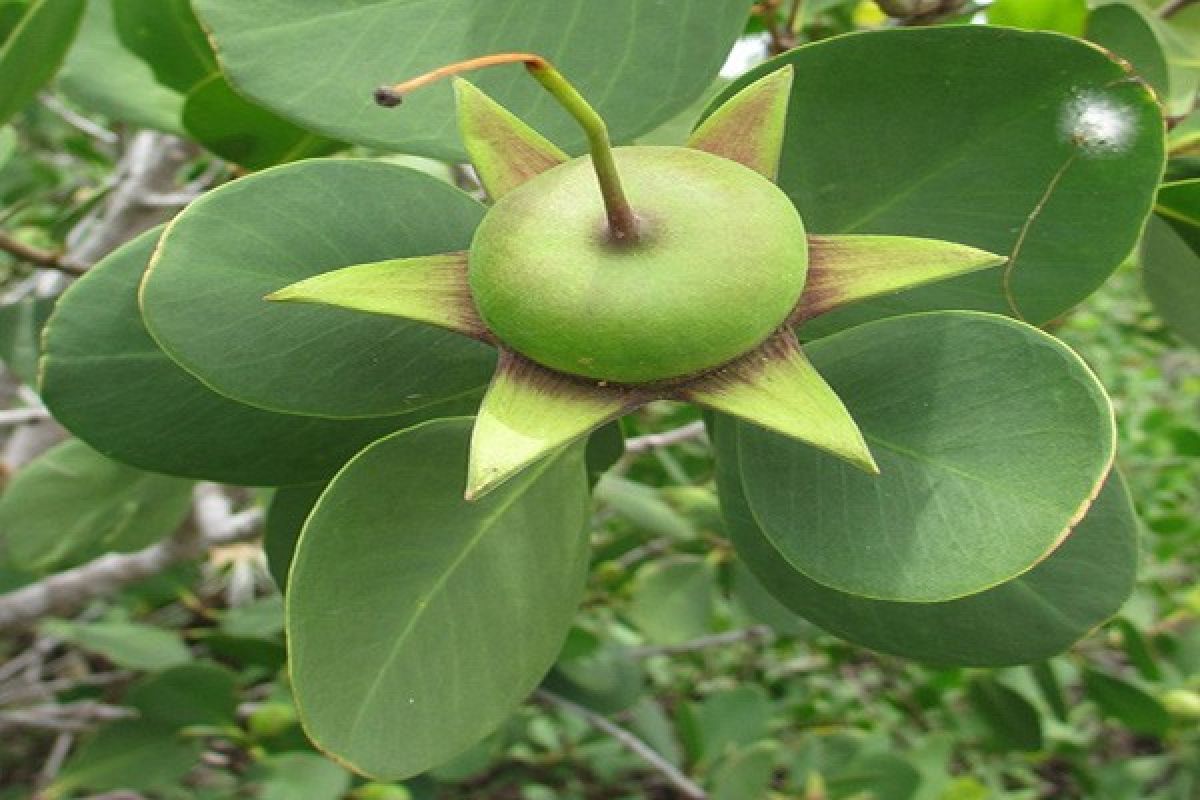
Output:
left=1144, top=181, right=1200, bottom=348
left=468, top=352, right=632, bottom=500
left=57, top=0, right=184, bottom=133
left=43, top=618, right=192, bottom=670
left=182, top=73, right=344, bottom=170
left=0, top=439, right=193, bottom=572
left=40, top=228, right=481, bottom=486
left=111, top=0, right=214, bottom=93
left=288, top=418, right=590, bottom=780
left=141, top=159, right=495, bottom=419
left=52, top=720, right=202, bottom=795
left=737, top=312, right=1113, bottom=602
left=0, top=294, right=52, bottom=384
left=455, top=78, right=567, bottom=200
left=687, top=66, right=793, bottom=179
left=1086, top=2, right=1171, bottom=98
left=0, top=0, right=85, bottom=126
left=1083, top=669, right=1172, bottom=736
left=681, top=331, right=876, bottom=474
left=192, top=0, right=751, bottom=160
left=626, top=555, right=717, bottom=645
left=966, top=677, right=1044, bottom=752
left=269, top=252, right=486, bottom=340
left=795, top=235, right=1005, bottom=323
left=715, top=28, right=1164, bottom=331
left=988, top=0, right=1087, bottom=35
left=126, top=663, right=239, bottom=729
left=713, top=414, right=1137, bottom=665
left=263, top=483, right=324, bottom=591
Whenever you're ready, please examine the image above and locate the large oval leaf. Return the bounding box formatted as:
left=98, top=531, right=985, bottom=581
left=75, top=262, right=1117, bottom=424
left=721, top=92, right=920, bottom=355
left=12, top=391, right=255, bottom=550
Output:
left=192, top=0, right=750, bottom=160
left=0, top=439, right=193, bottom=572
left=288, top=418, right=590, bottom=780
left=0, top=0, right=85, bottom=126
left=57, top=0, right=184, bottom=134
left=714, top=413, right=1136, bottom=665
left=737, top=312, right=1115, bottom=602
left=714, top=27, right=1164, bottom=331
left=41, top=228, right=479, bottom=486
left=1143, top=180, right=1200, bottom=349
left=141, top=159, right=494, bottom=419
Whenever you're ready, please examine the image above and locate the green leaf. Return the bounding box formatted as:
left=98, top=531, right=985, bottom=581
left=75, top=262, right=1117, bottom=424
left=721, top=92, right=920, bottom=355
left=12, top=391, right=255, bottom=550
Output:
left=0, top=439, right=193, bottom=572
left=43, top=229, right=480, bottom=486
left=0, top=0, right=85, bottom=126
left=252, top=752, right=353, bottom=800
left=714, top=411, right=1137, bottom=665
left=111, top=0, right=215, bottom=93
left=693, top=686, right=773, bottom=763
left=454, top=78, right=567, bottom=201
left=710, top=741, right=778, bottom=800
left=141, top=159, right=495, bottom=419
left=688, top=66, right=793, bottom=180
left=825, top=752, right=921, bottom=800
left=52, top=720, right=202, bottom=795
left=626, top=555, right=717, bottom=645
left=966, top=677, right=1044, bottom=752
left=57, top=0, right=184, bottom=134
left=44, top=618, right=192, bottom=671
left=192, top=0, right=751, bottom=160
left=1144, top=183, right=1200, bottom=348
left=717, top=27, right=1164, bottom=331
left=126, top=663, right=239, bottom=729
left=0, top=294, right=53, bottom=384
left=0, top=124, right=15, bottom=169
left=736, top=312, right=1114, bottom=603
left=1086, top=2, right=1171, bottom=98
left=542, top=627, right=644, bottom=714
left=287, top=418, right=590, bottom=780
left=264, top=483, right=324, bottom=591
left=1083, top=668, right=1172, bottom=736
left=988, top=0, right=1088, bottom=35
left=182, top=73, right=344, bottom=170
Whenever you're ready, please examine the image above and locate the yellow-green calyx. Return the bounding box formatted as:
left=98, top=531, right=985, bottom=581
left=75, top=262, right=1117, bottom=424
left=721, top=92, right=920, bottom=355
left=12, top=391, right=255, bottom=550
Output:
left=270, top=55, right=1004, bottom=499
left=470, top=146, right=807, bottom=383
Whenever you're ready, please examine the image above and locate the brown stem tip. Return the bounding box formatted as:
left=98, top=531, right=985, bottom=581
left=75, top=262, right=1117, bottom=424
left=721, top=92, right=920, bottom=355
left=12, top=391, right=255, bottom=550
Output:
left=373, top=87, right=403, bottom=107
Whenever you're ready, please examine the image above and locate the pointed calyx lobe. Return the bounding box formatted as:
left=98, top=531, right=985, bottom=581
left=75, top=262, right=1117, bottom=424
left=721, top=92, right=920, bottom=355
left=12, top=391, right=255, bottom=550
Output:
left=265, top=252, right=488, bottom=341
left=793, top=235, right=1005, bottom=324
left=688, top=65, right=794, bottom=180
left=454, top=79, right=568, bottom=200
left=679, top=331, right=877, bottom=475
left=467, top=351, right=639, bottom=500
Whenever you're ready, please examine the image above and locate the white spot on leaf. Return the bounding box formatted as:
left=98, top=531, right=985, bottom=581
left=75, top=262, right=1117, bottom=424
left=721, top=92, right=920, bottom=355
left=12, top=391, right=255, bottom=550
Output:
left=1060, top=91, right=1136, bottom=157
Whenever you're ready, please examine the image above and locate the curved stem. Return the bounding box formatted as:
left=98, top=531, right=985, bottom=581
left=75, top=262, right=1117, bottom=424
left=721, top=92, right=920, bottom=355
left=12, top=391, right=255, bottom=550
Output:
left=376, top=53, right=639, bottom=243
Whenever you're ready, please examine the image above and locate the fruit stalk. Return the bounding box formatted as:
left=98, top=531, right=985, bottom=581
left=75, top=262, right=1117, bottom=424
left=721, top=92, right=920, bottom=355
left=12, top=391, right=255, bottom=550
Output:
left=375, top=53, right=640, bottom=243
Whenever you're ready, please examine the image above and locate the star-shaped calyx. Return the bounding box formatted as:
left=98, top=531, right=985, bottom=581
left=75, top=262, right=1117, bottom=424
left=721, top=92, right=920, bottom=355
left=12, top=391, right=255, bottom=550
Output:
left=268, top=54, right=1003, bottom=499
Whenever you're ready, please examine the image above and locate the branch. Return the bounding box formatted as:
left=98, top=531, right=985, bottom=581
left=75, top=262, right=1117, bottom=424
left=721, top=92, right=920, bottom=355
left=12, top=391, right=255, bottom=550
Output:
left=0, top=486, right=264, bottom=631
left=0, top=407, right=51, bottom=426
left=535, top=689, right=708, bottom=799
left=626, top=626, right=775, bottom=659
left=623, top=420, right=708, bottom=455
left=1160, top=0, right=1198, bottom=18
left=0, top=231, right=87, bottom=276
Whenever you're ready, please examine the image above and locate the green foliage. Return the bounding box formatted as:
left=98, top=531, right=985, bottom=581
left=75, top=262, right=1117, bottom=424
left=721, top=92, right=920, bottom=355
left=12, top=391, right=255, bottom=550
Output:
left=0, top=2, right=1197, bottom=798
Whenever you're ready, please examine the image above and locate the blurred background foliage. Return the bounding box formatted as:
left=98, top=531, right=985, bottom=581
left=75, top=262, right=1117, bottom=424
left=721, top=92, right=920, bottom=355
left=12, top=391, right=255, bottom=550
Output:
left=0, top=1, right=1196, bottom=798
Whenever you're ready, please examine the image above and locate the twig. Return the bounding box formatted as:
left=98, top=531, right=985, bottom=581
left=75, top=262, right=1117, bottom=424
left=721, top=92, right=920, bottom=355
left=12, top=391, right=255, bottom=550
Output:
left=37, top=732, right=73, bottom=788
left=0, top=702, right=136, bottom=732
left=0, top=487, right=264, bottom=631
left=627, top=626, right=775, bottom=659
left=0, top=230, right=87, bottom=275
left=535, top=689, right=708, bottom=799
left=38, top=93, right=118, bottom=146
left=623, top=420, right=707, bottom=455
left=1160, top=0, right=1198, bottom=18
left=0, top=407, right=51, bottom=426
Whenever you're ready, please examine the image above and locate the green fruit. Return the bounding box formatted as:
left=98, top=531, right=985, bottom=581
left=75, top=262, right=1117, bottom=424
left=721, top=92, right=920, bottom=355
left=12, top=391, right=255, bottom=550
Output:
left=468, top=146, right=808, bottom=384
